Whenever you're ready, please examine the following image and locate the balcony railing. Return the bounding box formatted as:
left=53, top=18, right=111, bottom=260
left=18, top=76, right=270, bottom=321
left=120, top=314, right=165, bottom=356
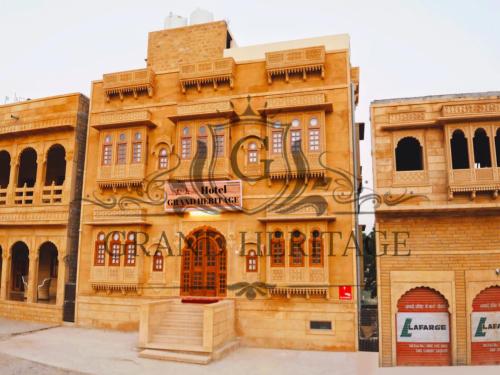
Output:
left=103, top=68, right=155, bottom=101
left=97, top=163, right=146, bottom=190
left=90, top=263, right=144, bottom=295
left=0, top=188, right=6, bottom=205
left=265, top=46, right=325, bottom=83
left=41, top=182, right=64, bottom=204
left=179, top=57, right=235, bottom=93
left=14, top=185, right=35, bottom=205
left=448, top=167, right=500, bottom=198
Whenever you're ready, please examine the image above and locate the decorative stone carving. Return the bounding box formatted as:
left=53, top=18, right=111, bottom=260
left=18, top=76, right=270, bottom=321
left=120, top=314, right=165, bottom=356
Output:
left=266, top=46, right=325, bottom=83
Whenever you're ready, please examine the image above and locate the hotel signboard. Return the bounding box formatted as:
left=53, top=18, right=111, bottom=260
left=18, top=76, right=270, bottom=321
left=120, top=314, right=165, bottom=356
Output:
left=165, top=180, right=242, bottom=212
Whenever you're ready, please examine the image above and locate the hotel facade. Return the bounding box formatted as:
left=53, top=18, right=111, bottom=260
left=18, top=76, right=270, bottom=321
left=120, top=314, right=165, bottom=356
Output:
left=371, top=93, right=500, bottom=366
left=74, top=19, right=363, bottom=360
left=0, top=94, right=89, bottom=323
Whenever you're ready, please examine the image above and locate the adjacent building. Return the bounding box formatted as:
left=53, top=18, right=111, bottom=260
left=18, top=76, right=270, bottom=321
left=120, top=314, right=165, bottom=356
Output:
left=0, top=93, right=89, bottom=323
left=76, top=19, right=363, bottom=359
left=371, top=92, right=500, bottom=366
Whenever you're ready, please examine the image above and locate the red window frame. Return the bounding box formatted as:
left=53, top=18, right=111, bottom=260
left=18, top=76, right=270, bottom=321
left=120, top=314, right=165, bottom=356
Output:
left=153, top=250, right=164, bottom=272
left=290, top=230, right=305, bottom=267
left=309, top=230, right=324, bottom=267
left=246, top=250, right=258, bottom=272
left=270, top=231, right=285, bottom=267
left=94, top=232, right=106, bottom=266
left=109, top=233, right=121, bottom=266
left=124, top=233, right=136, bottom=267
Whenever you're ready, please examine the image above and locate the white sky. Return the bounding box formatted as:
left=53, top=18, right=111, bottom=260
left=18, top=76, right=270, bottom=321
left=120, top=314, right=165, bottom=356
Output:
left=1, top=0, right=499, bottom=230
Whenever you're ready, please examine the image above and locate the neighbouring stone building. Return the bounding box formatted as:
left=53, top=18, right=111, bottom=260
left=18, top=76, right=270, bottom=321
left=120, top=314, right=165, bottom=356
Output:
left=371, top=92, right=500, bottom=366
left=76, top=19, right=363, bottom=361
left=0, top=93, right=89, bottom=323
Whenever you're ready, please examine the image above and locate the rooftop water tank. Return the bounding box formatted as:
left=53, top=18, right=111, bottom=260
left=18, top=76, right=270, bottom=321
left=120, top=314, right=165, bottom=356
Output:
left=164, top=12, right=188, bottom=29
left=189, top=8, right=214, bottom=25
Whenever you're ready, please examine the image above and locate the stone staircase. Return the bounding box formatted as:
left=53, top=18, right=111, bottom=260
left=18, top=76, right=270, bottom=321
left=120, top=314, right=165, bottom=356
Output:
left=138, top=299, right=238, bottom=364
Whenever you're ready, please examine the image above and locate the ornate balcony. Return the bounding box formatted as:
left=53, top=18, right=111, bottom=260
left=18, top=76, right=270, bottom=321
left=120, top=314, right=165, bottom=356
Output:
left=265, top=46, right=325, bottom=83
left=91, top=109, right=156, bottom=130
left=97, top=163, right=146, bottom=190
left=90, top=264, right=144, bottom=295
left=103, top=68, right=155, bottom=101
left=179, top=57, right=235, bottom=93
left=448, top=167, right=500, bottom=199
left=0, top=115, right=77, bottom=137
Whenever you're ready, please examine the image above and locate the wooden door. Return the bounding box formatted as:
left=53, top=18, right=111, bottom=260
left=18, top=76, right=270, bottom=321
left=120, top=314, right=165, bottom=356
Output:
left=181, top=227, right=226, bottom=297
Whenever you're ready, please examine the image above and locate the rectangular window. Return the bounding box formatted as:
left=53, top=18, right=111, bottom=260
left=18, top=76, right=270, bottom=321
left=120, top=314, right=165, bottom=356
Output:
left=309, top=129, right=320, bottom=151
left=197, top=138, right=207, bottom=157
left=95, top=243, right=105, bottom=265
left=291, top=130, right=301, bottom=153
left=181, top=138, right=191, bottom=159
left=215, top=135, right=224, bottom=157
left=117, top=143, right=127, bottom=164
left=272, top=131, right=283, bottom=154
left=132, top=142, right=142, bottom=163
left=102, top=145, right=112, bottom=165
left=248, top=150, right=258, bottom=164
left=310, top=321, right=332, bottom=330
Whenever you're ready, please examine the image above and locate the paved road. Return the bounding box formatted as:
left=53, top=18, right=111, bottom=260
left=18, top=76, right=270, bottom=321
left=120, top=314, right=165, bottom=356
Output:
left=0, top=352, right=85, bottom=375
left=0, top=318, right=499, bottom=375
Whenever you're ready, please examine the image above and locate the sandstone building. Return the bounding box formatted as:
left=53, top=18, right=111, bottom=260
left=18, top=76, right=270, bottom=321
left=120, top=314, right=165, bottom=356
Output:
left=371, top=92, right=500, bottom=366
left=0, top=94, right=89, bottom=323
left=76, top=19, right=362, bottom=360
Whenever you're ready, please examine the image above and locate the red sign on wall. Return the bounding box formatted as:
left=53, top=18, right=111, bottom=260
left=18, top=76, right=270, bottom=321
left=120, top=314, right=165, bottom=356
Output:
left=339, top=286, right=352, bottom=300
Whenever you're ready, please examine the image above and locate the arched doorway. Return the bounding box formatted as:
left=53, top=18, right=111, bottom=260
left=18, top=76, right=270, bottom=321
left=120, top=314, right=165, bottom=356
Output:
left=17, top=148, right=37, bottom=187
left=38, top=242, right=58, bottom=303
left=471, top=286, right=500, bottom=365
left=180, top=227, right=227, bottom=297
left=10, top=242, right=29, bottom=301
left=396, top=287, right=451, bottom=366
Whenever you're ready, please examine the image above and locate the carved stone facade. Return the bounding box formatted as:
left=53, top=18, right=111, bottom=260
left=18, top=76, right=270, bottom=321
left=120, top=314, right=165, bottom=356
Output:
left=371, top=92, right=500, bottom=366
left=77, top=20, right=362, bottom=353
left=0, top=93, right=89, bottom=323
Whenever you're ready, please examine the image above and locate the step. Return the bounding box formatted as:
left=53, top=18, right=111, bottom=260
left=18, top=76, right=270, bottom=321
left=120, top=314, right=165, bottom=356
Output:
left=151, top=334, right=203, bottom=345
left=157, top=321, right=203, bottom=329
left=162, top=312, right=204, bottom=318
left=139, top=349, right=211, bottom=365
left=155, top=328, right=203, bottom=337
left=146, top=341, right=206, bottom=353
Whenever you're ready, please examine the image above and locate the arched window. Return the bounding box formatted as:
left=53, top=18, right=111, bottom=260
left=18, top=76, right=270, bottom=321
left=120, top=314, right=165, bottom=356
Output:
left=0, top=150, right=11, bottom=189
left=102, top=135, right=112, bottom=165
left=473, top=128, right=492, bottom=168
left=158, top=148, right=168, bottom=169
left=248, top=142, right=258, bottom=164
left=270, top=230, right=284, bottom=267
left=109, top=232, right=121, bottom=266
left=181, top=127, right=192, bottom=159
left=496, top=128, right=500, bottom=167
left=450, top=130, right=470, bottom=169
left=290, top=230, right=305, bottom=267
left=94, top=232, right=106, bottom=266
left=132, top=132, right=143, bottom=163
left=17, top=148, right=37, bottom=187
left=117, top=133, right=127, bottom=164
left=246, top=250, right=258, bottom=272
left=310, top=230, right=323, bottom=266
left=395, top=137, right=423, bottom=171
left=124, top=232, right=136, bottom=266
left=45, top=144, right=66, bottom=186
left=153, top=250, right=164, bottom=272
left=308, top=116, right=320, bottom=152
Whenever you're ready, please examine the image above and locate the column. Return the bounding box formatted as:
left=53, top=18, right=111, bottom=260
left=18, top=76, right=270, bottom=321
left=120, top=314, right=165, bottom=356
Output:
left=6, top=160, right=17, bottom=205
left=26, top=251, right=38, bottom=303
left=55, top=251, right=66, bottom=307
left=33, top=154, right=45, bottom=205
left=0, top=251, right=9, bottom=300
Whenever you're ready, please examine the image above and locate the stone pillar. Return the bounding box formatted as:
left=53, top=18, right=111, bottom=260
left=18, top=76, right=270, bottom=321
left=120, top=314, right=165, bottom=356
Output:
left=0, top=251, right=9, bottom=300
left=26, top=251, right=38, bottom=303
left=6, top=160, right=17, bottom=205
left=33, top=154, right=45, bottom=205
left=63, top=150, right=74, bottom=205
left=55, top=251, right=66, bottom=307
